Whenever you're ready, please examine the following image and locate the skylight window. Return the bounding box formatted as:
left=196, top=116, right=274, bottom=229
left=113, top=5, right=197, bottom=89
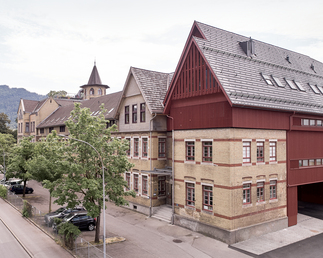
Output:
left=285, top=79, right=298, bottom=90
left=261, top=73, right=274, bottom=85
left=309, top=84, right=320, bottom=94
left=272, top=76, right=284, bottom=87
left=317, top=86, right=323, bottom=94
left=294, top=81, right=306, bottom=92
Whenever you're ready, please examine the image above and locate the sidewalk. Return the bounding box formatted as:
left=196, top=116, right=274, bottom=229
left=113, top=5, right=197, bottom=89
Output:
left=230, top=213, right=323, bottom=256
left=0, top=198, right=74, bottom=258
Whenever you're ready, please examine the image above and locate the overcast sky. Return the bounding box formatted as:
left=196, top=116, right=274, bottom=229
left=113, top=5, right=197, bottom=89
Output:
left=1, top=0, right=323, bottom=96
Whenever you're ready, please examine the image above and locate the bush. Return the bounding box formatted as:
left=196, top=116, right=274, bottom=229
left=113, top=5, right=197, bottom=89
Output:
left=22, top=200, right=32, bottom=218
left=57, top=222, right=81, bottom=249
left=0, top=185, right=7, bottom=198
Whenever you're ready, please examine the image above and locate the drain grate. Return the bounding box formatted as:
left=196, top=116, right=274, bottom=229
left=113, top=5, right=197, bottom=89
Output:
left=173, top=239, right=182, bottom=243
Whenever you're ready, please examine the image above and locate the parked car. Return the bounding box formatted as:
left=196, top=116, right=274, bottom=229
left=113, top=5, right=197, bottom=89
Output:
left=4, top=179, right=23, bottom=188
left=53, top=211, right=96, bottom=232
left=9, top=184, right=33, bottom=194
left=45, top=206, right=86, bottom=226
left=0, top=178, right=6, bottom=185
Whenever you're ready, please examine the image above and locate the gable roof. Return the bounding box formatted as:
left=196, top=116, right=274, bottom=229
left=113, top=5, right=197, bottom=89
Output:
left=130, top=67, right=173, bottom=113
left=165, top=21, right=323, bottom=115
left=37, top=91, right=122, bottom=129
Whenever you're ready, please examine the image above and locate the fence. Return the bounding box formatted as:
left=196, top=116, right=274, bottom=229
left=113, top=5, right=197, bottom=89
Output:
left=6, top=190, right=109, bottom=258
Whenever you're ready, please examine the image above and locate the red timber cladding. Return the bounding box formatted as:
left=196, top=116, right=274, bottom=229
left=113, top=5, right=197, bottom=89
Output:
left=288, top=130, right=323, bottom=186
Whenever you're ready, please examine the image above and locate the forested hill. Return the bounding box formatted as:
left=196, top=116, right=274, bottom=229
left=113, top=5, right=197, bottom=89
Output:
left=0, top=85, right=46, bottom=129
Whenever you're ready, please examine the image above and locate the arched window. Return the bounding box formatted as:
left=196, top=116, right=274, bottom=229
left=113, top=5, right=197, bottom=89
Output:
left=98, top=88, right=102, bottom=95
left=90, top=88, right=94, bottom=95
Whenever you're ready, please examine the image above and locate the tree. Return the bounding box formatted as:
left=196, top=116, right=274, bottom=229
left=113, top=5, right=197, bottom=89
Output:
left=0, top=133, right=16, bottom=179
left=27, top=131, right=66, bottom=212
left=0, top=113, right=11, bottom=134
left=47, top=90, right=67, bottom=98
left=46, top=103, right=135, bottom=243
left=6, top=136, right=35, bottom=197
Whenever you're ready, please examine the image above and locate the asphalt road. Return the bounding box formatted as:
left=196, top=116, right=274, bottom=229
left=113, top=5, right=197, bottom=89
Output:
left=0, top=219, right=30, bottom=258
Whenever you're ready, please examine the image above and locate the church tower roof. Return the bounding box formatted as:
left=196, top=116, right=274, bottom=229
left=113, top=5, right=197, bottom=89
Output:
left=80, top=62, right=109, bottom=89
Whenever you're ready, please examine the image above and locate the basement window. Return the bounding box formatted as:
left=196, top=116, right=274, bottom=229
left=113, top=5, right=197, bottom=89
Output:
left=285, top=79, right=298, bottom=90
left=261, top=74, right=274, bottom=85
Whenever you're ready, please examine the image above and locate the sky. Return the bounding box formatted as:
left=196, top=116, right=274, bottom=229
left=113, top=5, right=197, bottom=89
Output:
left=1, top=0, right=323, bottom=96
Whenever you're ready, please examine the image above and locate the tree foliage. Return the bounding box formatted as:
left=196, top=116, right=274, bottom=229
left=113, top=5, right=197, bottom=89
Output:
left=47, top=90, right=67, bottom=98
left=27, top=131, right=66, bottom=212
left=6, top=136, right=35, bottom=197
left=45, top=103, right=135, bottom=243
left=0, top=133, right=15, bottom=176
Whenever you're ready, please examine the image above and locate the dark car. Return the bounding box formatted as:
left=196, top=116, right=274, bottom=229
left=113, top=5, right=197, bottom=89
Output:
left=9, top=185, right=33, bottom=194
left=53, top=211, right=96, bottom=231
left=44, top=206, right=86, bottom=227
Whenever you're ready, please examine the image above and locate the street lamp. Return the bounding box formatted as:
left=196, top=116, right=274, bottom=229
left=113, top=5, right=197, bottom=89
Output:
left=58, top=134, right=107, bottom=258
left=0, top=143, right=6, bottom=181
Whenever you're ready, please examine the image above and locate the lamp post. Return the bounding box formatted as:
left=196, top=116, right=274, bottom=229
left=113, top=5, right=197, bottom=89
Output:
left=58, top=134, right=106, bottom=258
left=0, top=143, right=6, bottom=181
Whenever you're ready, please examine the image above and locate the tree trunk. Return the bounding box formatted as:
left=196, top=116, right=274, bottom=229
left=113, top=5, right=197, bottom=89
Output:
left=49, top=190, right=52, bottom=213
left=95, top=214, right=101, bottom=243
left=23, top=180, right=26, bottom=197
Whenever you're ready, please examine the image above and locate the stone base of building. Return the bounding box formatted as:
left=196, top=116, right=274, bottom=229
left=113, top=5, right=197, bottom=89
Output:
left=174, top=214, right=288, bottom=245
left=124, top=202, right=150, bottom=216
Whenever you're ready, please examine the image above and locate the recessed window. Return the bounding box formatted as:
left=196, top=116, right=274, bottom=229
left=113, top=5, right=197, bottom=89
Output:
left=257, top=182, right=264, bottom=202
left=134, top=138, right=139, bottom=157
left=158, top=176, right=166, bottom=196
left=132, top=104, right=137, bottom=123
left=310, top=120, right=316, bottom=126
left=261, top=74, right=274, bottom=85
left=316, top=159, right=322, bottom=166
left=309, top=84, right=320, bottom=94
left=125, top=106, right=129, bottom=124
left=270, top=180, right=277, bottom=199
left=134, top=174, right=139, bottom=192
left=243, top=183, right=251, bottom=204
left=243, top=141, right=251, bottom=163
left=294, top=81, right=306, bottom=91
left=203, top=185, right=213, bottom=211
left=126, top=172, right=131, bottom=190
left=202, top=141, right=212, bottom=162
left=186, top=183, right=195, bottom=207
left=269, top=141, right=277, bottom=162
left=60, top=125, right=65, bottom=132
left=309, top=159, right=315, bottom=166
left=142, top=175, right=148, bottom=195
left=140, top=103, right=146, bottom=122
left=40, top=128, right=44, bottom=134
left=257, top=142, right=264, bottom=162
left=302, top=119, right=309, bottom=126
left=126, top=138, right=130, bottom=156
left=142, top=138, right=148, bottom=157
left=49, top=127, right=54, bottom=133
left=158, top=138, right=166, bottom=158
left=317, top=120, right=323, bottom=126
left=302, top=160, right=309, bottom=166
left=273, top=76, right=284, bottom=87
left=186, top=141, right=195, bottom=161
left=285, top=79, right=298, bottom=90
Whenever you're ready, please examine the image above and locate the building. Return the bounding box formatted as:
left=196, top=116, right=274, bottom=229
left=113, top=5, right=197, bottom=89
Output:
left=17, top=21, right=323, bottom=244
left=162, top=21, right=323, bottom=243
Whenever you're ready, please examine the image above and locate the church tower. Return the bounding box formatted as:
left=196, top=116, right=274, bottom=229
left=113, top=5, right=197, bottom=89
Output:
left=80, top=62, right=109, bottom=100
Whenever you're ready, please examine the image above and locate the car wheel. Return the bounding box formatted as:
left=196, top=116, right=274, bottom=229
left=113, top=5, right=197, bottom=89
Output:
left=88, top=223, right=95, bottom=231
left=27, top=190, right=31, bottom=194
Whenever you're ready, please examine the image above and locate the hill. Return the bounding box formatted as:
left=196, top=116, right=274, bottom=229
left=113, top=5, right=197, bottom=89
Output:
left=0, top=85, right=46, bottom=129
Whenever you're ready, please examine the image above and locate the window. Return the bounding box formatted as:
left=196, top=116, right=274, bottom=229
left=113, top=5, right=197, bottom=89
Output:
left=316, top=159, right=322, bottom=166
left=125, top=106, right=129, bottom=124
left=273, top=77, right=284, bottom=87
left=243, top=183, right=251, bottom=204
left=203, top=185, right=213, bottom=211
left=302, top=119, right=309, bottom=126
left=132, top=104, right=137, bottom=123
left=270, top=180, right=277, bottom=199
left=90, top=88, right=94, bottom=95
left=257, top=182, right=264, bottom=202
left=261, top=74, right=274, bottom=85
left=60, top=126, right=65, bottom=132
left=243, top=141, right=251, bottom=163
left=310, top=120, right=316, bottom=126
left=186, top=183, right=195, bottom=207
left=40, top=128, right=44, bottom=134
left=285, top=79, right=298, bottom=90
left=302, top=160, right=309, bottom=166
left=142, top=138, right=148, bottom=157
left=49, top=127, right=54, bottom=133
left=158, top=138, right=166, bottom=158
left=186, top=141, right=195, bottom=161
left=126, top=172, right=131, bottom=190
left=19, top=109, right=23, bottom=120
left=33, top=122, right=35, bottom=132
left=106, top=120, right=115, bottom=128
left=25, top=122, right=29, bottom=133
left=158, top=176, right=166, bottom=196
left=142, top=175, right=148, bottom=195
left=134, top=138, right=139, bottom=157
left=309, top=84, right=320, bottom=94
left=98, top=88, right=102, bottom=95
left=257, top=142, right=264, bottom=162
left=317, top=120, right=323, bottom=126
left=202, top=141, right=212, bottom=162
left=140, top=103, right=146, bottom=122
left=269, top=141, right=277, bottom=162
left=294, top=81, right=306, bottom=91
left=126, top=138, right=130, bottom=156
left=134, top=174, right=139, bottom=193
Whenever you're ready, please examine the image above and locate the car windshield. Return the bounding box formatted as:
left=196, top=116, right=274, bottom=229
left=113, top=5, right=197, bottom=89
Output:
left=55, top=207, right=65, bottom=214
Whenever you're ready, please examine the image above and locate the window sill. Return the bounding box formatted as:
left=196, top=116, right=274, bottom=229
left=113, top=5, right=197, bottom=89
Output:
left=202, top=209, right=213, bottom=215
left=158, top=158, right=167, bottom=161
left=269, top=161, right=278, bottom=164
left=269, top=198, right=278, bottom=203
left=141, top=195, right=149, bottom=199
left=133, top=157, right=139, bottom=160
left=201, top=162, right=213, bottom=166
left=184, top=161, right=196, bottom=164
left=242, top=203, right=252, bottom=208
left=242, top=163, right=252, bottom=166
left=256, top=201, right=266, bottom=205
left=185, top=205, right=195, bottom=210
left=256, top=162, right=265, bottom=165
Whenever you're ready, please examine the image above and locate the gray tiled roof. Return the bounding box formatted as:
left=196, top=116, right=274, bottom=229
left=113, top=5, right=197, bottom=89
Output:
left=194, top=21, right=323, bottom=115
left=37, top=91, right=122, bottom=129
left=131, top=67, right=173, bottom=113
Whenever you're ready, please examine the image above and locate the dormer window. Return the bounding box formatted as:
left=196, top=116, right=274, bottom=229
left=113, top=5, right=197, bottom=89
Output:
left=239, top=37, right=255, bottom=57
